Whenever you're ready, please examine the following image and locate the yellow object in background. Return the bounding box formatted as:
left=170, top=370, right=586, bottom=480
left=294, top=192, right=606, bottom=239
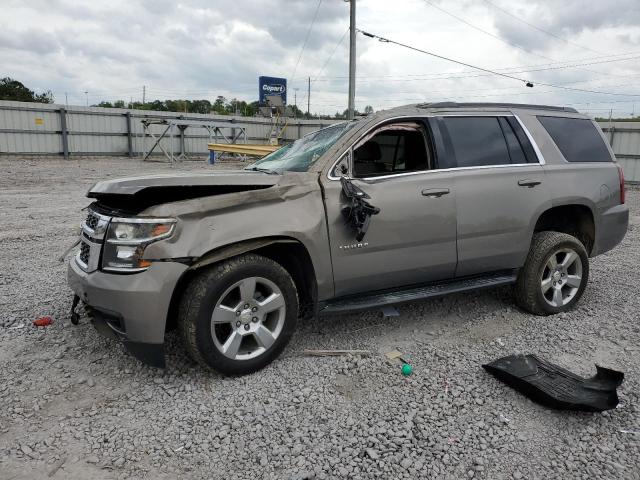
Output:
left=207, top=143, right=280, bottom=157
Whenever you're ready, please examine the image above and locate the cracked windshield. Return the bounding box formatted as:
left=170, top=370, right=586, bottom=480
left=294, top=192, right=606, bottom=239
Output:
left=247, top=121, right=356, bottom=172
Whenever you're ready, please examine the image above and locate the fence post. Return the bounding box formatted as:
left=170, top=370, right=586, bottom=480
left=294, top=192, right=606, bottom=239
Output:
left=126, top=112, right=133, bottom=157
left=59, top=107, right=69, bottom=159
left=609, top=126, right=615, bottom=147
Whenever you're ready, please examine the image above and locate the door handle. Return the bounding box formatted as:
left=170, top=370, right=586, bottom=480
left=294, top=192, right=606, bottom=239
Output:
left=518, top=179, right=542, bottom=188
left=422, top=188, right=450, bottom=198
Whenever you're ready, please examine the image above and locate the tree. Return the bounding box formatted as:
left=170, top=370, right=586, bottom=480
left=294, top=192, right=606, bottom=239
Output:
left=191, top=99, right=212, bottom=114
left=0, top=77, right=53, bottom=103
left=288, top=104, right=305, bottom=118
left=212, top=96, right=227, bottom=114
left=364, top=105, right=374, bottom=115
left=340, top=108, right=360, bottom=118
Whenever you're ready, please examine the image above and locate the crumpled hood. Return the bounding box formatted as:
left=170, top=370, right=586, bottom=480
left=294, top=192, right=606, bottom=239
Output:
left=88, top=170, right=279, bottom=196
left=86, top=170, right=288, bottom=214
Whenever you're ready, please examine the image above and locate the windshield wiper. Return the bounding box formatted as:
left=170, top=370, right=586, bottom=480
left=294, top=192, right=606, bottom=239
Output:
left=244, top=166, right=279, bottom=175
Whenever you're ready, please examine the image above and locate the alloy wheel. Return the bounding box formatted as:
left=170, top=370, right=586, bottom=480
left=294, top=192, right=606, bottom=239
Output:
left=540, top=248, right=583, bottom=308
left=210, top=276, right=286, bottom=360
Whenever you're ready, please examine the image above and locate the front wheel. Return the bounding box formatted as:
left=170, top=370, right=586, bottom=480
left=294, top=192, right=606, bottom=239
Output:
left=515, top=231, right=589, bottom=316
left=178, top=254, right=298, bottom=375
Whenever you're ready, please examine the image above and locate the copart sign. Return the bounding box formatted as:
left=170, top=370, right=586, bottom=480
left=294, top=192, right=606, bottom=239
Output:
left=259, top=76, right=287, bottom=105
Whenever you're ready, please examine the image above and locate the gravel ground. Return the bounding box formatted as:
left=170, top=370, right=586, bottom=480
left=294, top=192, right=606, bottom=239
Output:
left=0, top=155, right=639, bottom=480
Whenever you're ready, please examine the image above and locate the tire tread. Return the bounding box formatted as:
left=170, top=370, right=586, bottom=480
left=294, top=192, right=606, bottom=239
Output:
left=515, top=231, right=588, bottom=316
left=177, top=254, right=298, bottom=374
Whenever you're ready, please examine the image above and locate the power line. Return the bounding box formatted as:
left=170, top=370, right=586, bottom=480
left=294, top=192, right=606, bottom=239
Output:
left=358, top=29, right=640, bottom=97
left=297, top=26, right=350, bottom=109
left=290, top=0, right=323, bottom=86
left=312, top=26, right=349, bottom=83
left=358, top=29, right=535, bottom=85
left=314, top=49, right=640, bottom=80
left=423, top=0, right=555, bottom=62
left=422, top=0, right=619, bottom=79
left=482, top=0, right=603, bottom=55
left=311, top=52, right=640, bottom=84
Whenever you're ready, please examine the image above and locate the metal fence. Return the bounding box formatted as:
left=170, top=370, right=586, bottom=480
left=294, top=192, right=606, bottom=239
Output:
left=600, top=121, right=640, bottom=183
left=1, top=100, right=640, bottom=181
left=0, top=100, right=338, bottom=158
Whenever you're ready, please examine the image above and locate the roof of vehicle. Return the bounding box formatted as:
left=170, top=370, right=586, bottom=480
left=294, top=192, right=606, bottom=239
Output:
left=352, top=103, right=581, bottom=124
left=415, top=102, right=578, bottom=113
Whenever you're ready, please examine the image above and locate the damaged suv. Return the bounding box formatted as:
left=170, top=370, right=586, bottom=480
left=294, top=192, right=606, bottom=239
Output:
left=68, top=103, right=628, bottom=374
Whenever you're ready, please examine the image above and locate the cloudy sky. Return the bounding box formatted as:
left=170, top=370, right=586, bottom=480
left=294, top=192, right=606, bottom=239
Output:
left=2, top=0, right=640, bottom=116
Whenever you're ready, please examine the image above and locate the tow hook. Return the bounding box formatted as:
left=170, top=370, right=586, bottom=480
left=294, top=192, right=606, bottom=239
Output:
left=70, top=295, right=80, bottom=325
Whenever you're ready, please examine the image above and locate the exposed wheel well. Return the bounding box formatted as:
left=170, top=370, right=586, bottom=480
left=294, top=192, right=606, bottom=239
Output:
left=534, top=205, right=595, bottom=255
left=165, top=239, right=318, bottom=332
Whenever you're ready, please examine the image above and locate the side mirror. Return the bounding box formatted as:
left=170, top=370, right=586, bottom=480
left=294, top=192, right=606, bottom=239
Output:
left=340, top=177, right=380, bottom=241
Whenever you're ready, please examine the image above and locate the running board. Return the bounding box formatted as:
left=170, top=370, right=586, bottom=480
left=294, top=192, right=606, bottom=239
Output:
left=320, top=271, right=517, bottom=314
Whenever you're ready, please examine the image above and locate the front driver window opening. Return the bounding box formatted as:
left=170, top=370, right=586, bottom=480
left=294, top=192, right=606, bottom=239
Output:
left=352, top=122, right=432, bottom=178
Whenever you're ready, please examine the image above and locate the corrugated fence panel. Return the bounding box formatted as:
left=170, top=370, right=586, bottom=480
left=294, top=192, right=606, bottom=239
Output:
left=0, top=100, right=345, bottom=157
left=618, top=158, right=639, bottom=182
left=0, top=132, right=61, bottom=153
left=599, top=121, right=640, bottom=182
left=3, top=101, right=637, bottom=179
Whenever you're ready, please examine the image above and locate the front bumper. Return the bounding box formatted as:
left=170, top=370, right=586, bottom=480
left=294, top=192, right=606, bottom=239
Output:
left=68, top=258, right=188, bottom=367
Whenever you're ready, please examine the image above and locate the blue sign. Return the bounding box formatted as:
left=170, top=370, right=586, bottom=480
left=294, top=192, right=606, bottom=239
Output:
left=259, top=76, right=287, bottom=105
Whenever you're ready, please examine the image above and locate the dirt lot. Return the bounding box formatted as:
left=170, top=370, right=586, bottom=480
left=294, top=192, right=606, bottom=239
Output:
left=0, top=156, right=639, bottom=480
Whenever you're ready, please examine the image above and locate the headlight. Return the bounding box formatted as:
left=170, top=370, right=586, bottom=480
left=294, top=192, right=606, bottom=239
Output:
left=102, top=217, right=176, bottom=272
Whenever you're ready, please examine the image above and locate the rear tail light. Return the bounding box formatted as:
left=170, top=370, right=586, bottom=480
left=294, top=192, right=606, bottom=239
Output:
left=616, top=163, right=625, bottom=204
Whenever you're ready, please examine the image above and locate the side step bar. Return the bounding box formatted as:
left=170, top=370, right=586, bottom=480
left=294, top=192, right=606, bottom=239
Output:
left=320, top=271, right=517, bottom=314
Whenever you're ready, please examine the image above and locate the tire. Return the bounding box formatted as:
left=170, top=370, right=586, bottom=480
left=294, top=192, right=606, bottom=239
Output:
left=515, top=231, right=589, bottom=316
left=178, top=253, right=298, bottom=375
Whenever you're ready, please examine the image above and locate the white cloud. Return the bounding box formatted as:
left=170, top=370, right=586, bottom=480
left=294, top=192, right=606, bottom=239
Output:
left=1, top=0, right=639, bottom=116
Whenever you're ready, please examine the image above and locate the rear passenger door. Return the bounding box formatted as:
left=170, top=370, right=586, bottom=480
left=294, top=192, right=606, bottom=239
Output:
left=435, top=115, right=551, bottom=276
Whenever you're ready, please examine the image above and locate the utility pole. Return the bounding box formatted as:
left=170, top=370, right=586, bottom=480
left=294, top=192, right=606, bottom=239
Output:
left=84, top=91, right=89, bottom=107
left=347, top=0, right=356, bottom=119
left=307, top=77, right=311, bottom=118
left=142, top=85, right=146, bottom=104
left=294, top=88, right=299, bottom=118
left=65, top=92, right=68, bottom=107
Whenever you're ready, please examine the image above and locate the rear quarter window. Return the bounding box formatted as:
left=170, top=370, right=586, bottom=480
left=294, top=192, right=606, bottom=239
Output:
left=537, top=116, right=612, bottom=163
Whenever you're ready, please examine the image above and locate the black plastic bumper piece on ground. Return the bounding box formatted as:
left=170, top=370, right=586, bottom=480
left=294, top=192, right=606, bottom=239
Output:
left=483, top=354, right=624, bottom=412
left=123, top=341, right=166, bottom=369
left=86, top=303, right=166, bottom=369
left=70, top=295, right=80, bottom=325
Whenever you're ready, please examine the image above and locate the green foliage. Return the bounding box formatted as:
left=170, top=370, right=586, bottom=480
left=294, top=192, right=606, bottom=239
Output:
left=595, top=116, right=640, bottom=122
left=0, top=77, right=53, bottom=103
left=89, top=94, right=346, bottom=120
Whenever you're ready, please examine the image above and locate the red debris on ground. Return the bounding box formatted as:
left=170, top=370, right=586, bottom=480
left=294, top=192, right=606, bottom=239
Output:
left=32, top=316, right=54, bottom=327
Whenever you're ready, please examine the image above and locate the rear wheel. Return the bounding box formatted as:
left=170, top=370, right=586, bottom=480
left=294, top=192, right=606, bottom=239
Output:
left=179, top=254, right=298, bottom=375
left=515, top=231, right=589, bottom=315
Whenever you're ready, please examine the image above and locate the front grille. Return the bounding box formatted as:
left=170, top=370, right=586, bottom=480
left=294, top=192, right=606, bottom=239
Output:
left=86, top=211, right=100, bottom=230
left=79, top=242, right=90, bottom=265
left=77, top=208, right=111, bottom=272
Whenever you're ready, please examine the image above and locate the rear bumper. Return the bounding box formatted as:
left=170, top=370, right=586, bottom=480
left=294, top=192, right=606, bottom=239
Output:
left=593, top=204, right=629, bottom=256
left=67, top=258, right=188, bottom=367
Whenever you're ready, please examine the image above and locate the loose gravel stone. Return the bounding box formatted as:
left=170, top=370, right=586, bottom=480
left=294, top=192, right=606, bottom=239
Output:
left=0, top=157, right=639, bottom=479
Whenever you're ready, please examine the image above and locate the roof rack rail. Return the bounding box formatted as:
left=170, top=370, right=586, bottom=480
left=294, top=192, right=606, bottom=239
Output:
left=416, top=102, right=578, bottom=113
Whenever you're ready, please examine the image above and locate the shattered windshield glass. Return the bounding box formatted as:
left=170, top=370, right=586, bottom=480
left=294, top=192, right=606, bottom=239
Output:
left=246, top=121, right=356, bottom=173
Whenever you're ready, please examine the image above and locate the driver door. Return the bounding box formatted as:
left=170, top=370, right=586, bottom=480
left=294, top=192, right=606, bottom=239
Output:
left=322, top=120, right=458, bottom=297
